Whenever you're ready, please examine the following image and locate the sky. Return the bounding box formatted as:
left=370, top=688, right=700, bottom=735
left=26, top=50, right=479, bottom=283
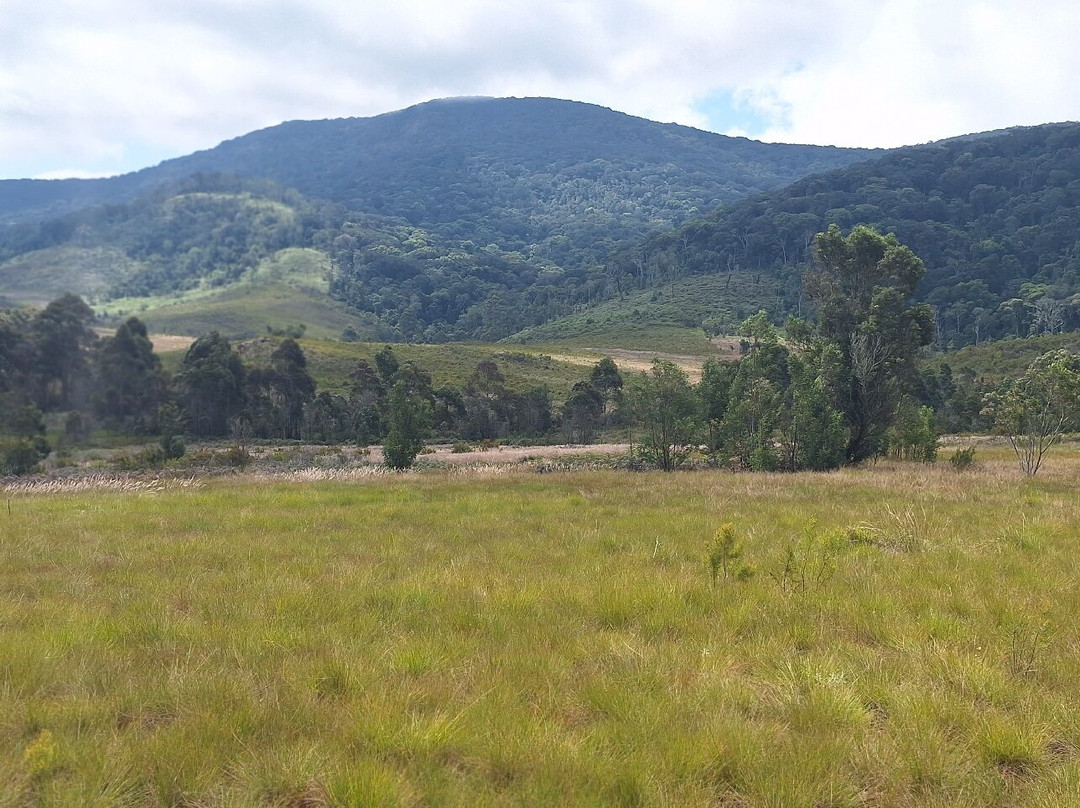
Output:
left=1, top=0, right=1077, bottom=180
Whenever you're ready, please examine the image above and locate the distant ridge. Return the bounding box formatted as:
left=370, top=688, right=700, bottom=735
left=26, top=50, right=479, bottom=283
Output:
left=0, top=96, right=879, bottom=230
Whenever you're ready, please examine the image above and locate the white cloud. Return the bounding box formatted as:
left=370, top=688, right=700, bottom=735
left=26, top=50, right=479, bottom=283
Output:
left=0, top=0, right=1076, bottom=177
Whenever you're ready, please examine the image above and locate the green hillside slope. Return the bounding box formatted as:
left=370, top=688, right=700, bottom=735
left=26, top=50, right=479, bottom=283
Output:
left=607, top=123, right=1080, bottom=347
left=0, top=98, right=877, bottom=342
left=99, top=248, right=369, bottom=340
left=507, top=272, right=786, bottom=351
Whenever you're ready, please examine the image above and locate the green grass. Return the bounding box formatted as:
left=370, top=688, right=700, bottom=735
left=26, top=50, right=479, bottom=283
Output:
left=3, top=449, right=1080, bottom=805
left=0, top=246, right=148, bottom=307
left=506, top=272, right=787, bottom=351
left=299, top=339, right=596, bottom=397
left=99, top=249, right=371, bottom=341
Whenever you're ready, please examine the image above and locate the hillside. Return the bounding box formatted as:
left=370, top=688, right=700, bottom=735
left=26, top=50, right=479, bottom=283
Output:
left=0, top=99, right=878, bottom=342
left=506, top=271, right=786, bottom=349
left=101, top=248, right=370, bottom=341
left=7, top=104, right=1080, bottom=349
left=605, top=122, right=1080, bottom=346
left=0, top=98, right=877, bottom=248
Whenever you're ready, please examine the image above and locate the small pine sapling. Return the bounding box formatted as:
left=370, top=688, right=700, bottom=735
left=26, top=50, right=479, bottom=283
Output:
left=708, top=523, right=754, bottom=585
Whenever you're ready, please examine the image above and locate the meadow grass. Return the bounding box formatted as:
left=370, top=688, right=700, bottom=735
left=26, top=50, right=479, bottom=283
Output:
left=299, top=340, right=593, bottom=398
left=2, top=449, right=1080, bottom=805
left=505, top=272, right=786, bottom=351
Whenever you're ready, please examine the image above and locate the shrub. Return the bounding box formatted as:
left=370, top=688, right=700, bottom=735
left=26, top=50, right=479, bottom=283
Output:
left=771, top=521, right=845, bottom=594
left=0, top=437, right=50, bottom=476
left=949, top=445, right=976, bottom=471
left=707, top=523, right=754, bottom=585
left=23, top=729, right=59, bottom=778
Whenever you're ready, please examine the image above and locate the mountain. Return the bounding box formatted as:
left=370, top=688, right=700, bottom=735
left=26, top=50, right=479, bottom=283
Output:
left=599, top=122, right=1080, bottom=346
left=0, top=97, right=879, bottom=339
left=0, top=98, right=878, bottom=243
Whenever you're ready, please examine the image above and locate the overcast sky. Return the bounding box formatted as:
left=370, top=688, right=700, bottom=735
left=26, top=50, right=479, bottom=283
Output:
left=2, top=0, right=1076, bottom=180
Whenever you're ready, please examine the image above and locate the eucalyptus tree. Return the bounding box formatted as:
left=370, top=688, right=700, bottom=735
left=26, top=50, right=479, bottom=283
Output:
left=806, top=225, right=935, bottom=462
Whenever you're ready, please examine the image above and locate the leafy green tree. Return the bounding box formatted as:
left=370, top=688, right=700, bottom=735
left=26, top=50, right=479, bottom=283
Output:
left=32, top=294, right=97, bottom=411
left=627, top=359, right=701, bottom=471
left=589, top=356, right=624, bottom=415
left=0, top=395, right=50, bottom=475
left=433, top=385, right=468, bottom=436
left=174, top=332, right=247, bottom=438
left=157, top=402, right=186, bottom=460
left=0, top=310, right=39, bottom=399
left=92, top=317, right=166, bottom=433
left=463, top=360, right=515, bottom=440
left=383, top=379, right=432, bottom=470
left=245, top=338, right=316, bottom=439
left=717, top=316, right=788, bottom=470
left=301, top=392, right=353, bottom=443
left=374, top=344, right=400, bottom=384
left=806, top=225, right=935, bottom=462
left=983, top=349, right=1080, bottom=476
left=887, top=398, right=938, bottom=462
left=776, top=348, right=847, bottom=472
left=561, top=381, right=604, bottom=443
left=515, top=386, right=554, bottom=438
left=698, top=358, right=735, bottom=452
left=349, top=359, right=386, bottom=445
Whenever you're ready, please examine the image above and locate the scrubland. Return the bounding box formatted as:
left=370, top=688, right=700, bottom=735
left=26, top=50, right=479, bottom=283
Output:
left=2, top=446, right=1080, bottom=806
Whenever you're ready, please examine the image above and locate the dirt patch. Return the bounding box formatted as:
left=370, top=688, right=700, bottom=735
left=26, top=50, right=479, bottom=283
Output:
left=708, top=337, right=745, bottom=361
left=149, top=334, right=196, bottom=353
left=550, top=341, right=744, bottom=382
left=94, top=328, right=196, bottom=354
left=549, top=349, right=710, bottom=381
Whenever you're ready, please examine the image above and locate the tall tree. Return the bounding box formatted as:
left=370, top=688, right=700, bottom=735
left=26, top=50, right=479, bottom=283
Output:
left=32, top=294, right=97, bottom=410
left=245, top=338, right=316, bottom=439
left=983, top=349, right=1080, bottom=476
left=374, top=344, right=400, bottom=384
left=92, top=317, right=166, bottom=433
left=589, top=356, right=624, bottom=415
left=349, top=359, right=386, bottom=445
left=627, top=359, right=701, bottom=471
left=383, top=379, right=432, bottom=470
left=562, top=381, right=604, bottom=443
left=806, top=225, right=935, bottom=462
left=174, top=332, right=247, bottom=438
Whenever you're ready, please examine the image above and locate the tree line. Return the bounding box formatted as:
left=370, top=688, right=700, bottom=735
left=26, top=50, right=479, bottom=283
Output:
left=0, top=291, right=628, bottom=473
left=0, top=225, right=1073, bottom=476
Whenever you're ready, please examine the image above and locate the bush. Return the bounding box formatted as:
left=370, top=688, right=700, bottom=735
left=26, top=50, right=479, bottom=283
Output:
left=223, top=445, right=252, bottom=468
left=949, top=445, right=977, bottom=471
left=0, top=438, right=49, bottom=476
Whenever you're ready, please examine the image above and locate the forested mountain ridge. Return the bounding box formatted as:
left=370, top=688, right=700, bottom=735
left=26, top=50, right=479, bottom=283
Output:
left=603, top=122, right=1080, bottom=346
left=0, top=176, right=328, bottom=306
left=4, top=102, right=1080, bottom=348
left=0, top=97, right=878, bottom=339
left=0, top=98, right=877, bottom=242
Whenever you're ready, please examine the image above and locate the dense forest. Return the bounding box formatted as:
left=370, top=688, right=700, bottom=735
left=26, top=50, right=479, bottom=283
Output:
left=0, top=98, right=874, bottom=246
left=608, top=124, right=1080, bottom=346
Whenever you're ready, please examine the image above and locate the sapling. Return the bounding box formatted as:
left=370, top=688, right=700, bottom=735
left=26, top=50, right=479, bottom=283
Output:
left=708, top=523, right=754, bottom=585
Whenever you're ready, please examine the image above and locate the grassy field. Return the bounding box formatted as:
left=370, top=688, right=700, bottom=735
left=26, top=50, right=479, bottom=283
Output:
left=3, top=447, right=1080, bottom=806
left=99, top=249, right=369, bottom=341
left=505, top=272, right=788, bottom=351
